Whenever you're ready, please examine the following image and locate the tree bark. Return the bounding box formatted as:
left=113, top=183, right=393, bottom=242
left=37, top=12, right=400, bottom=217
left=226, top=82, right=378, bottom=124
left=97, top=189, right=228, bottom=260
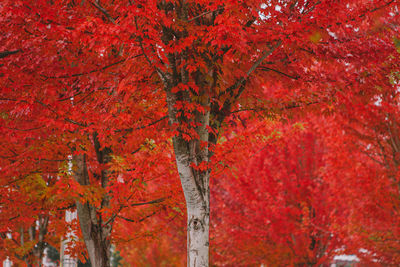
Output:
left=28, top=215, right=48, bottom=267
left=173, top=136, right=210, bottom=267
left=166, top=83, right=211, bottom=266
left=157, top=5, right=276, bottom=266
left=73, top=150, right=112, bottom=267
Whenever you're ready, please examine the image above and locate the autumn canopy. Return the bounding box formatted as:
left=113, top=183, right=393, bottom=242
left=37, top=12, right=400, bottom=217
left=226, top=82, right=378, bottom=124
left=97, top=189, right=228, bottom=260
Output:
left=0, top=0, right=399, bottom=266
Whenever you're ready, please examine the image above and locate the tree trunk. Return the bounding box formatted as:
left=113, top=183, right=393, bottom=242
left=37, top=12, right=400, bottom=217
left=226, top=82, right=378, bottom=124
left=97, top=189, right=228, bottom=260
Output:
left=28, top=214, right=48, bottom=267
left=174, top=136, right=210, bottom=267
left=73, top=152, right=112, bottom=267
left=76, top=200, right=111, bottom=267
left=166, top=83, right=211, bottom=266
left=156, top=2, right=219, bottom=265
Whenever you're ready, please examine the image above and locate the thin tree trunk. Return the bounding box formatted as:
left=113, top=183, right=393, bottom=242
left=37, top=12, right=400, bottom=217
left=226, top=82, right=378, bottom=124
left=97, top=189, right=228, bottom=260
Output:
left=174, top=136, right=210, bottom=266
left=28, top=215, right=48, bottom=267
left=73, top=148, right=112, bottom=267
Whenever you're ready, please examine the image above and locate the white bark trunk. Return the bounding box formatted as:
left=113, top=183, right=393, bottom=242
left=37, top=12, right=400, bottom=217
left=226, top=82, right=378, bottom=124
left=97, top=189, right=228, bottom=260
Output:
left=163, top=22, right=212, bottom=264
left=187, top=198, right=209, bottom=267
left=175, top=149, right=210, bottom=267
left=172, top=107, right=210, bottom=267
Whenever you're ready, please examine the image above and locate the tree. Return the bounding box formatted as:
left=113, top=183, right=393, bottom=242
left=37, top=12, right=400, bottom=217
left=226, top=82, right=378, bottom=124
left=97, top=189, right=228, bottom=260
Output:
left=0, top=171, right=69, bottom=266
left=0, top=1, right=171, bottom=265
left=210, top=116, right=343, bottom=266
left=129, top=1, right=396, bottom=265
left=321, top=46, right=400, bottom=264
left=1, top=0, right=397, bottom=266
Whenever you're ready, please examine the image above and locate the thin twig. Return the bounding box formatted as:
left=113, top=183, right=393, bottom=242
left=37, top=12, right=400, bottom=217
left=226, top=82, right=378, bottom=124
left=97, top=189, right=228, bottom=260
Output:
left=115, top=115, right=168, bottom=133
left=41, top=59, right=129, bottom=79
left=188, top=7, right=224, bottom=22
left=258, top=66, right=299, bottom=80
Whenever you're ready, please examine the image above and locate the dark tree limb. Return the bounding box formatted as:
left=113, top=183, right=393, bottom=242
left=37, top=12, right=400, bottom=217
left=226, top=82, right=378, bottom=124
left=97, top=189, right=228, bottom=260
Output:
left=0, top=50, right=21, bottom=59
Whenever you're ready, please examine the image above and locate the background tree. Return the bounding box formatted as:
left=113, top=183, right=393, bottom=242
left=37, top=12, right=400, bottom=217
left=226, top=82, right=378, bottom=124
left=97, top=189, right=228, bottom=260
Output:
left=210, top=116, right=342, bottom=266
left=322, top=48, right=400, bottom=265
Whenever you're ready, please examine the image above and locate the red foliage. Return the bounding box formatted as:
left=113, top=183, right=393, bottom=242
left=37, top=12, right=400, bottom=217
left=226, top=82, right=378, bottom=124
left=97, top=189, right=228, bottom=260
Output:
left=0, top=0, right=398, bottom=265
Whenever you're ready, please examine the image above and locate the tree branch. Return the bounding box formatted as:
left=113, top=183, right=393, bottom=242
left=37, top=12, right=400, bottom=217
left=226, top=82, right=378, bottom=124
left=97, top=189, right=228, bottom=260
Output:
left=117, top=211, right=157, bottom=223
left=40, top=58, right=135, bottom=79
left=209, top=40, right=282, bottom=145
left=89, top=0, right=117, bottom=25
left=134, top=17, right=168, bottom=82
left=128, top=197, right=165, bottom=207
left=116, top=115, right=168, bottom=134
left=0, top=50, right=21, bottom=59
left=104, top=198, right=165, bottom=226
left=219, top=39, right=282, bottom=99
left=258, top=66, right=299, bottom=80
